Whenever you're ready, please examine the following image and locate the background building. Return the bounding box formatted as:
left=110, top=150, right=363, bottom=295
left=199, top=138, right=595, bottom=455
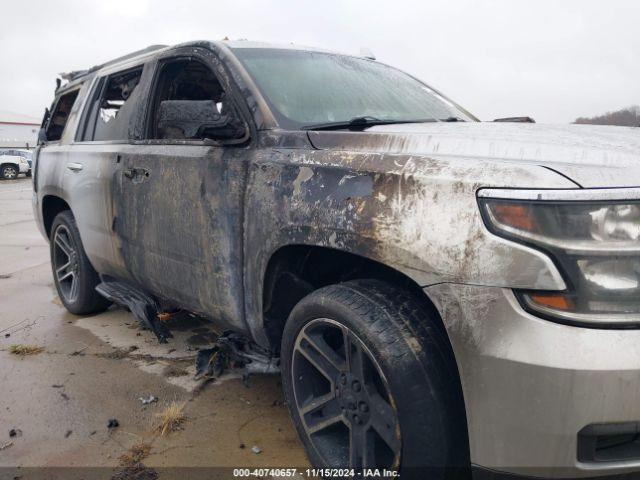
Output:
left=0, top=110, right=40, bottom=149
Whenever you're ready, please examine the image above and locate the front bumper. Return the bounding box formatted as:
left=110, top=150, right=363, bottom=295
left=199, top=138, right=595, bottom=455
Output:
left=18, top=162, right=30, bottom=174
left=426, top=283, right=640, bottom=478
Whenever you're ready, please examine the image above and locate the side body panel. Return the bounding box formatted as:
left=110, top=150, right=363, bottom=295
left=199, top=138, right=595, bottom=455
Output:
left=113, top=143, right=249, bottom=329
left=110, top=46, right=254, bottom=330
left=34, top=79, right=128, bottom=276
left=242, top=132, right=576, bottom=346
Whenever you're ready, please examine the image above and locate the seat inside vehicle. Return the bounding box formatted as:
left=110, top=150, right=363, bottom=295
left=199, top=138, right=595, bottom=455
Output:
left=152, top=59, right=228, bottom=140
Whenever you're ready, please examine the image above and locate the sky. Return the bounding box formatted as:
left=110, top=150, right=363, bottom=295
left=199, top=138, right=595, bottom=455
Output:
left=1, top=0, right=638, bottom=124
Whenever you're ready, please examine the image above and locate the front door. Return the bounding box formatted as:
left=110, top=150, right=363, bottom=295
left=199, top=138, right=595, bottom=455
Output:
left=113, top=49, right=250, bottom=330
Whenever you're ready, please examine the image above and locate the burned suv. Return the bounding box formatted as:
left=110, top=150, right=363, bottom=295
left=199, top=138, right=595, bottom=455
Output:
left=33, top=41, right=640, bottom=479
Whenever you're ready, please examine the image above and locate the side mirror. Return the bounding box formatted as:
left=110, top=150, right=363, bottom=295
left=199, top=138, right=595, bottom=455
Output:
left=157, top=100, right=245, bottom=140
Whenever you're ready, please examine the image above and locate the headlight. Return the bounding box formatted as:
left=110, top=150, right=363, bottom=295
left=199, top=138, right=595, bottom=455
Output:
left=19, top=157, right=27, bottom=164
left=479, top=188, right=640, bottom=327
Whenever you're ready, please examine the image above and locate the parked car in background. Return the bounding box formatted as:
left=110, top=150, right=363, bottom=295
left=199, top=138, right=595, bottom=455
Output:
left=32, top=40, right=640, bottom=479
left=0, top=149, right=32, bottom=179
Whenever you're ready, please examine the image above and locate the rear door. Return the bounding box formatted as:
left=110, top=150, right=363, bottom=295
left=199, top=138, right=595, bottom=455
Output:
left=38, top=82, right=123, bottom=276
left=113, top=47, right=251, bottom=330
left=61, top=65, right=150, bottom=279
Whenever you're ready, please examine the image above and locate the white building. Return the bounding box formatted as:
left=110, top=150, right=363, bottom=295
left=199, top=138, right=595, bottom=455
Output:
left=0, top=110, right=40, bottom=149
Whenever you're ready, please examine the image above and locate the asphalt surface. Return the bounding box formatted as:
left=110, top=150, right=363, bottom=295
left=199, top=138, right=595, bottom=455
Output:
left=0, top=177, right=307, bottom=479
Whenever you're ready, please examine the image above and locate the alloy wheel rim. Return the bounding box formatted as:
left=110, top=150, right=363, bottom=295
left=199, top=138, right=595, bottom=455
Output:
left=292, top=318, right=401, bottom=469
left=52, top=225, right=79, bottom=303
left=3, top=167, right=16, bottom=179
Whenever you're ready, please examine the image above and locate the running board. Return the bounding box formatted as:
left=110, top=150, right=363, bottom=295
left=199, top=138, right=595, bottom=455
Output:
left=95, top=281, right=172, bottom=343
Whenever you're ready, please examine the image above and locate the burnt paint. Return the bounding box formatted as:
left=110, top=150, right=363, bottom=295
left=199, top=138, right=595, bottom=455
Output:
left=35, top=41, right=575, bottom=351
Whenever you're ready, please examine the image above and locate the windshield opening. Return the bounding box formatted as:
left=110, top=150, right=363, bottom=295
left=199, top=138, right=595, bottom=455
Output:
left=231, top=48, right=475, bottom=130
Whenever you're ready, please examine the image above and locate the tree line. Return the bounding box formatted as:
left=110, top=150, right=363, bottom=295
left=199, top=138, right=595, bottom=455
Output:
left=574, top=106, right=640, bottom=126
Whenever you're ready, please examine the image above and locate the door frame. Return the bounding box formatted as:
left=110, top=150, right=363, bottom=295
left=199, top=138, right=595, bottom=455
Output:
left=136, top=45, right=256, bottom=148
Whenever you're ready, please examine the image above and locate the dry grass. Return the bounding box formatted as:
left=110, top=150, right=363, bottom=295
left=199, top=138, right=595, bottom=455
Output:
left=155, top=401, right=187, bottom=436
left=9, top=344, right=44, bottom=356
left=118, top=443, right=152, bottom=466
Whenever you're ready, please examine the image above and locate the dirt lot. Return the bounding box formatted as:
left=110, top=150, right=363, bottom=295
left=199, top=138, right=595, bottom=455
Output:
left=0, top=177, right=307, bottom=479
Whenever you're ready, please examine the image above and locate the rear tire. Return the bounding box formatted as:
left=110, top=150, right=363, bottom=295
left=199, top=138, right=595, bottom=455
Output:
left=50, top=210, right=111, bottom=315
left=281, top=279, right=469, bottom=479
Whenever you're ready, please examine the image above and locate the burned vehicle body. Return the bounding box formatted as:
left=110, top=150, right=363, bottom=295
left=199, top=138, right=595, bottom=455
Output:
left=33, top=40, right=640, bottom=479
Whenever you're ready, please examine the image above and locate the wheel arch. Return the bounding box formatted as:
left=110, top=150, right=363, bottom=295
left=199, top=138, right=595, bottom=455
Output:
left=42, top=195, right=72, bottom=238
left=1, top=162, right=19, bottom=175
left=261, top=244, right=449, bottom=353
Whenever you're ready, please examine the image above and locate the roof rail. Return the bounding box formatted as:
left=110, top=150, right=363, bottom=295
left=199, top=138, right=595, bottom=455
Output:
left=60, top=44, right=168, bottom=83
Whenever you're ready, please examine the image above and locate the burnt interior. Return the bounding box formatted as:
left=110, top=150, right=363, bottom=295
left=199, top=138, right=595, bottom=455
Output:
left=150, top=59, right=231, bottom=139
left=91, top=67, right=143, bottom=141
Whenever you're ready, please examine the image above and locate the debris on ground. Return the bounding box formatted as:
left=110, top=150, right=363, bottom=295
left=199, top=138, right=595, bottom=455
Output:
left=155, top=401, right=186, bottom=436
left=9, top=344, right=44, bottom=356
left=119, top=443, right=152, bottom=466
left=65, top=430, right=72, bottom=438
left=163, top=365, right=189, bottom=377
left=239, top=443, right=245, bottom=449
left=0, top=441, right=13, bottom=451
left=107, top=419, right=120, bottom=429
left=51, top=384, right=64, bottom=388
left=60, top=392, right=70, bottom=401
left=0, top=274, right=11, bottom=279
left=95, top=282, right=172, bottom=343
left=9, top=428, right=22, bottom=438
left=195, top=331, right=279, bottom=380
left=70, top=344, right=89, bottom=356
left=4, top=333, right=9, bottom=338
left=251, top=445, right=262, bottom=454
left=111, top=462, right=158, bottom=480
left=157, top=311, right=178, bottom=322
left=138, top=395, right=157, bottom=405
left=98, top=348, right=130, bottom=360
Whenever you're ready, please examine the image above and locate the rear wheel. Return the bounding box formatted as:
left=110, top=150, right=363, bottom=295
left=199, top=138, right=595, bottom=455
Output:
left=281, top=279, right=468, bottom=479
left=1, top=164, right=18, bottom=180
left=50, top=211, right=110, bottom=315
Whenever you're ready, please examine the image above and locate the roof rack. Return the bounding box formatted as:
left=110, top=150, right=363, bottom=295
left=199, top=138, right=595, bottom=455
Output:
left=59, top=44, right=168, bottom=83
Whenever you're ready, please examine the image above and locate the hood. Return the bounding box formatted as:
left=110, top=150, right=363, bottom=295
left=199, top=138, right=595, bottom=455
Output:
left=307, top=122, right=640, bottom=188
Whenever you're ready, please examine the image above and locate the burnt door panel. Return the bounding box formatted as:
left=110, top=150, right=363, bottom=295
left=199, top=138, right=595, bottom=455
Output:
left=114, top=144, right=247, bottom=330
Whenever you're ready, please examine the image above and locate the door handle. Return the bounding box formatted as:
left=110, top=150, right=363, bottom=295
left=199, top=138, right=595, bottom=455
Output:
left=67, top=162, right=83, bottom=172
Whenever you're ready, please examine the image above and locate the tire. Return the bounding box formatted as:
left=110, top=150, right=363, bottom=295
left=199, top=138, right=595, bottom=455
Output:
left=1, top=164, right=18, bottom=180
left=50, top=210, right=111, bottom=315
left=281, top=279, right=469, bottom=479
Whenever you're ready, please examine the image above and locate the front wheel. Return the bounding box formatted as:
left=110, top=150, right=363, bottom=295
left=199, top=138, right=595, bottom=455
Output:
left=50, top=211, right=111, bottom=315
left=1, top=164, right=18, bottom=180
left=281, top=280, right=469, bottom=479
